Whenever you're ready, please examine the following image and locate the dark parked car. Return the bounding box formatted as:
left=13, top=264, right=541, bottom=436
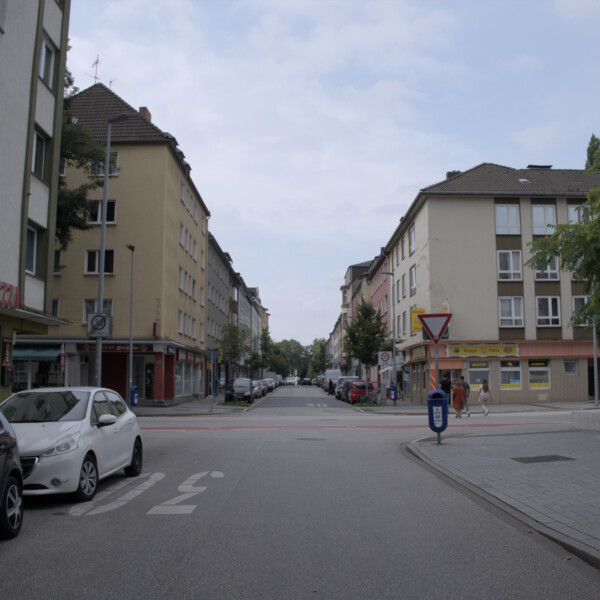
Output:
left=335, top=376, right=359, bottom=400
left=301, top=378, right=311, bottom=385
left=0, top=411, right=23, bottom=539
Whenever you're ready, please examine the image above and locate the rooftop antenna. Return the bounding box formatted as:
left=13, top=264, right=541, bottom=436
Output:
left=91, top=55, right=100, bottom=83
left=109, top=78, right=117, bottom=89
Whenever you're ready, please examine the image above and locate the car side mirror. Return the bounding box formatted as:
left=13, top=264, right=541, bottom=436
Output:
left=98, top=413, right=118, bottom=427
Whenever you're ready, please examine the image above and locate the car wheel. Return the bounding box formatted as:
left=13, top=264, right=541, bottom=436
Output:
left=73, top=454, right=98, bottom=502
left=0, top=475, right=23, bottom=539
left=124, top=438, right=143, bottom=477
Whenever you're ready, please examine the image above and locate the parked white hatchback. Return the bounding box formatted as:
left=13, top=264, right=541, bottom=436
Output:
left=0, top=387, right=143, bottom=502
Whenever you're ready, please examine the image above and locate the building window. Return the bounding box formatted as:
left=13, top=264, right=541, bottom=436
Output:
left=179, top=223, right=185, bottom=246
left=201, top=250, right=205, bottom=269
left=529, top=360, right=550, bottom=388
left=500, top=360, right=521, bottom=389
left=532, top=205, right=556, bottom=235
left=178, top=267, right=184, bottom=290
left=568, top=204, right=590, bottom=223
left=497, top=250, right=522, bottom=280
left=39, top=36, right=56, bottom=87
left=534, top=256, right=559, bottom=280
left=499, top=297, right=523, bottom=327
left=401, top=274, right=406, bottom=298
left=401, top=236, right=406, bottom=260
left=88, top=200, right=116, bottom=224
left=91, top=152, right=118, bottom=177
left=33, top=132, right=47, bottom=180
left=495, top=205, right=520, bottom=234
left=564, top=359, right=578, bottom=375
left=573, top=295, right=590, bottom=327
left=84, top=299, right=112, bottom=322
left=402, top=311, right=407, bottom=336
left=51, top=299, right=59, bottom=317
left=536, top=296, right=560, bottom=327
left=53, top=250, right=61, bottom=274
left=178, top=310, right=184, bottom=333
left=409, top=225, right=415, bottom=255
left=409, top=265, right=416, bottom=295
left=395, top=246, right=399, bottom=266
left=26, top=227, right=37, bottom=274
left=85, top=250, right=114, bottom=274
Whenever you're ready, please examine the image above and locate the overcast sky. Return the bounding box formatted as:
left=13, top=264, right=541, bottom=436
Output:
left=67, top=0, right=600, bottom=346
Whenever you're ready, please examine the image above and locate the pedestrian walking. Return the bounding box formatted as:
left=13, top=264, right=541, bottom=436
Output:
left=478, top=379, right=493, bottom=416
left=440, top=372, right=452, bottom=406
left=452, top=381, right=465, bottom=418
left=459, top=375, right=471, bottom=416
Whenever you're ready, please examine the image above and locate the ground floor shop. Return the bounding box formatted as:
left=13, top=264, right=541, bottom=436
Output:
left=404, top=340, right=599, bottom=405
left=10, top=340, right=208, bottom=404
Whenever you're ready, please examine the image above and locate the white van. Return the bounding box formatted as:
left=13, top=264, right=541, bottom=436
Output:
left=324, top=369, right=342, bottom=393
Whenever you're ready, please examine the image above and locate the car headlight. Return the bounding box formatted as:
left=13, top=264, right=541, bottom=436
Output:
left=41, top=433, right=80, bottom=457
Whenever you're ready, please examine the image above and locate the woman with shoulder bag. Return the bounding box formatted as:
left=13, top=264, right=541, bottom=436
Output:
left=478, top=379, right=493, bottom=416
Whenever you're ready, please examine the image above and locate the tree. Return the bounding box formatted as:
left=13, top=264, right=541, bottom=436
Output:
left=308, top=338, right=327, bottom=378
left=586, top=134, right=600, bottom=170
left=344, top=299, right=389, bottom=371
left=260, top=326, right=274, bottom=369
left=273, top=339, right=309, bottom=378
left=526, top=139, right=600, bottom=331
left=55, top=69, right=106, bottom=250
left=219, top=323, right=251, bottom=381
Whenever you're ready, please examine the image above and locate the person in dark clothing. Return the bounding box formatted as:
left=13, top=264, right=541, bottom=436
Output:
left=440, top=373, right=452, bottom=405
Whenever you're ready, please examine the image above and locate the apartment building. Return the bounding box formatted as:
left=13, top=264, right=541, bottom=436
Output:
left=0, top=0, right=70, bottom=401
left=385, top=163, right=600, bottom=404
left=18, top=83, right=211, bottom=403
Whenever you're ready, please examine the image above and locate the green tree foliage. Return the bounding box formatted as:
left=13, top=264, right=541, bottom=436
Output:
left=55, top=69, right=105, bottom=250
left=527, top=138, right=600, bottom=330
left=260, top=326, right=274, bottom=369
left=586, top=134, right=600, bottom=170
left=307, top=338, right=327, bottom=378
left=219, top=323, right=251, bottom=380
left=273, top=339, right=309, bottom=378
left=344, top=298, right=389, bottom=368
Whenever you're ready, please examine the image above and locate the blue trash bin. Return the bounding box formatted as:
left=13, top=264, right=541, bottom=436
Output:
left=427, top=390, right=448, bottom=441
left=130, top=385, right=139, bottom=406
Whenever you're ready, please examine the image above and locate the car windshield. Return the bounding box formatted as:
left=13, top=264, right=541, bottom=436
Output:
left=0, top=390, right=90, bottom=423
left=233, top=378, right=250, bottom=388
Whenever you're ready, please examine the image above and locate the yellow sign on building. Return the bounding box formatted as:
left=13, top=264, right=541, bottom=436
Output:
left=448, top=344, right=518, bottom=357
left=411, top=308, right=425, bottom=332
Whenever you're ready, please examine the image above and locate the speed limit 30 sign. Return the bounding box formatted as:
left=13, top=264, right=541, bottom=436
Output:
left=378, top=351, right=392, bottom=367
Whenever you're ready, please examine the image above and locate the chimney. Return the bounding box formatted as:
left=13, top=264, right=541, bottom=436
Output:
left=446, top=170, right=461, bottom=179
left=139, top=106, right=152, bottom=122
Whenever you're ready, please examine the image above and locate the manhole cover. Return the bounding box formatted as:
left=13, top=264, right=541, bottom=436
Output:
left=512, top=455, right=574, bottom=464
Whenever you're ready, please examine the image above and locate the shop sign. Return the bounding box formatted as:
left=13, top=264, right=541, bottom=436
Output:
left=448, top=344, right=518, bottom=357
left=76, top=343, right=152, bottom=352
left=411, top=308, right=425, bottom=332
left=412, top=346, right=427, bottom=360
left=528, top=360, right=549, bottom=367
left=2, top=338, right=13, bottom=367
left=0, top=281, right=20, bottom=309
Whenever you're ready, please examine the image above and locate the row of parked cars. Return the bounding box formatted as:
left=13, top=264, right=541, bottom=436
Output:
left=0, top=386, right=144, bottom=540
left=326, top=375, right=378, bottom=404
left=228, top=377, right=278, bottom=403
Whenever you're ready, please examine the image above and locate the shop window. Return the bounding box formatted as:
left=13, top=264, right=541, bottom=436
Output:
left=468, top=361, right=490, bottom=389
left=529, top=360, right=550, bottom=388
left=500, top=360, right=521, bottom=389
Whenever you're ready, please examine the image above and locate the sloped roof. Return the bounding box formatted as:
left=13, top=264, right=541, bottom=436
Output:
left=69, top=83, right=175, bottom=145
left=421, top=162, right=600, bottom=197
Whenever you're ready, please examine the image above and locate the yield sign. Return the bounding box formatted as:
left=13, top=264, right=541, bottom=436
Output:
left=418, top=313, right=452, bottom=344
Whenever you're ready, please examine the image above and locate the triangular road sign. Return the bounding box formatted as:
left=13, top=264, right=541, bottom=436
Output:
left=418, top=313, right=452, bottom=344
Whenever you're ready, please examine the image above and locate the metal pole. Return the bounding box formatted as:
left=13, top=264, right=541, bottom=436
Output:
left=95, top=120, right=112, bottom=387
left=382, top=271, right=396, bottom=405
left=593, top=324, right=599, bottom=407
left=434, top=343, right=439, bottom=392
left=127, top=245, right=135, bottom=401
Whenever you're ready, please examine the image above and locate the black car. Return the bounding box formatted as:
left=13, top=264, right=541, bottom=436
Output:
left=0, top=411, right=23, bottom=539
left=302, top=378, right=311, bottom=385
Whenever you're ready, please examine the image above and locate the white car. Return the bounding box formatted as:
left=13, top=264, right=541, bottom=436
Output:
left=0, top=387, right=143, bottom=502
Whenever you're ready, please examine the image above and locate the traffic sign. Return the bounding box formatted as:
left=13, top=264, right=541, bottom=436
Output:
left=417, top=313, right=452, bottom=344
left=378, top=351, right=392, bottom=367
left=87, top=313, right=112, bottom=338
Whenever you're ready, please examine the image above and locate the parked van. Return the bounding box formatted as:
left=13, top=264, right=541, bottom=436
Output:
left=324, top=369, right=342, bottom=393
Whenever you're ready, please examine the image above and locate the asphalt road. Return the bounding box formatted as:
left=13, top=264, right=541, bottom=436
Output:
left=3, top=385, right=600, bottom=599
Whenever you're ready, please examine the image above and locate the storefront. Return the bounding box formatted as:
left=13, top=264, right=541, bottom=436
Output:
left=11, top=344, right=63, bottom=392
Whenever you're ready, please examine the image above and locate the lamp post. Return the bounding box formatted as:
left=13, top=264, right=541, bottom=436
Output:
left=95, top=112, right=135, bottom=387
left=382, top=271, right=396, bottom=401
left=126, top=244, right=135, bottom=402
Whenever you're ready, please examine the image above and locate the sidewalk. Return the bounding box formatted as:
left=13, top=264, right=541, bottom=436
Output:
left=408, top=410, right=600, bottom=569
left=131, top=392, right=244, bottom=416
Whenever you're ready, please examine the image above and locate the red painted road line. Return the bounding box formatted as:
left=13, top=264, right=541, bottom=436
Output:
left=141, top=422, right=554, bottom=431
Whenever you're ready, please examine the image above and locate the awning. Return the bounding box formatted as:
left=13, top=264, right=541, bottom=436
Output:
left=13, top=345, right=60, bottom=361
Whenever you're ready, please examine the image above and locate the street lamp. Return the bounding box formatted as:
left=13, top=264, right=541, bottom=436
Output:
left=382, top=270, right=396, bottom=401
left=126, top=244, right=135, bottom=402
left=95, top=113, right=135, bottom=387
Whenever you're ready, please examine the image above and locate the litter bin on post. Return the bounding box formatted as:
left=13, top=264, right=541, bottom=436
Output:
left=389, top=383, right=397, bottom=405
left=427, top=390, right=448, bottom=444
left=130, top=385, right=139, bottom=406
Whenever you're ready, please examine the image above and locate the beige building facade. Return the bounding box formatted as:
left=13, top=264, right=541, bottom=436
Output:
left=18, top=84, right=210, bottom=403
left=385, top=163, right=600, bottom=405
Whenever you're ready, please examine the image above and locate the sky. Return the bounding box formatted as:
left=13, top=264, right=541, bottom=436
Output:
left=66, top=0, right=600, bottom=346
